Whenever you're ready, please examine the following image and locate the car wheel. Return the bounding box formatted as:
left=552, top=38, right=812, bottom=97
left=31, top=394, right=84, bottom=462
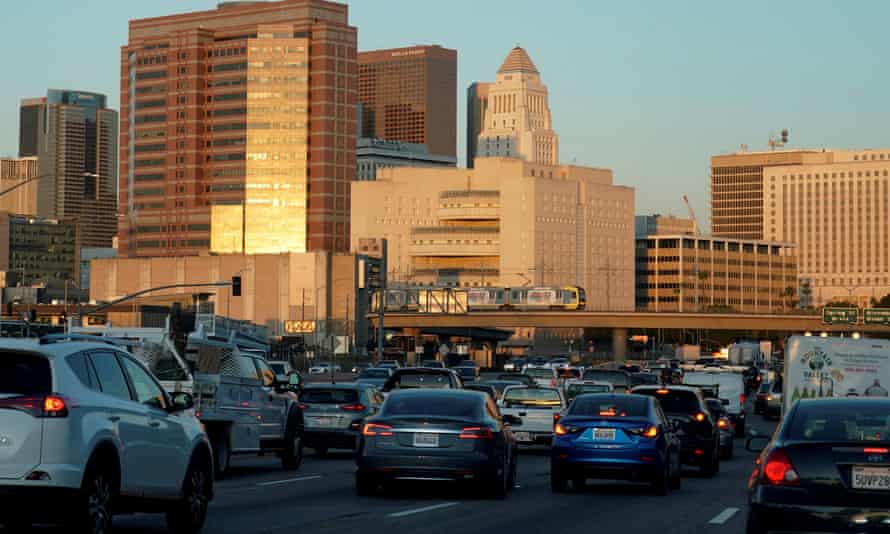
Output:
left=735, top=420, right=746, bottom=438
left=653, top=456, right=671, bottom=496
left=211, top=431, right=231, bottom=480
left=356, top=472, right=377, bottom=496
left=670, top=450, right=682, bottom=490
left=489, top=459, right=509, bottom=500
left=281, top=419, right=304, bottom=471
left=745, top=508, right=768, bottom=534
left=550, top=467, right=568, bottom=493
left=314, top=447, right=329, bottom=457
left=74, top=461, right=116, bottom=534
left=166, top=458, right=211, bottom=534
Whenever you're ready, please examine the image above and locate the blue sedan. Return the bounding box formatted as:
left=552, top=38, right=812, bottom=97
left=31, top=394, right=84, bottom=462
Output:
left=551, top=393, right=682, bottom=495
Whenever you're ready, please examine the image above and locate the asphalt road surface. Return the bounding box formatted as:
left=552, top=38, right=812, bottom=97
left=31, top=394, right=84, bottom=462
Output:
left=12, top=403, right=777, bottom=534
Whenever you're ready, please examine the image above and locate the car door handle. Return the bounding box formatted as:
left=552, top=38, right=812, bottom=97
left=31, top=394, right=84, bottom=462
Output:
left=149, top=420, right=161, bottom=428
left=108, top=416, right=121, bottom=423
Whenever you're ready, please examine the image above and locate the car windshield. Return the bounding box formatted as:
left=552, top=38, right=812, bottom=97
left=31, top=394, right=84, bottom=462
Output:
left=268, top=362, right=286, bottom=374
left=300, top=388, right=359, bottom=404
left=584, top=370, right=629, bottom=386
left=638, top=389, right=701, bottom=413
left=525, top=368, right=553, bottom=378
left=570, top=396, right=648, bottom=417
left=359, top=369, right=390, bottom=379
left=393, top=372, right=451, bottom=388
left=789, top=402, right=890, bottom=443
left=378, top=361, right=399, bottom=367
left=382, top=394, right=480, bottom=418
left=567, top=384, right=611, bottom=399
left=485, top=381, right=521, bottom=393
left=758, top=382, right=772, bottom=394
left=558, top=368, right=581, bottom=379
left=0, top=352, right=50, bottom=396
left=502, top=387, right=561, bottom=408
left=420, top=361, right=443, bottom=368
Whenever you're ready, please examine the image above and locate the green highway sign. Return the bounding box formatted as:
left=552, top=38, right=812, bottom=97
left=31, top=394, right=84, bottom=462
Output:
left=822, top=307, right=859, bottom=325
left=864, top=308, right=890, bottom=326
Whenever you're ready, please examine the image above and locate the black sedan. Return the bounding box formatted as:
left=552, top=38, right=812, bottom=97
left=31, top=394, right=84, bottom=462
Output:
left=746, top=398, right=890, bottom=533
left=356, top=389, right=519, bottom=498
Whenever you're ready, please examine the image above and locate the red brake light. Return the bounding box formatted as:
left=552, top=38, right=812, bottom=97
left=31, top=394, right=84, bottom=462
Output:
left=554, top=423, right=568, bottom=435
left=361, top=423, right=393, bottom=437
left=656, top=389, right=669, bottom=395
left=0, top=395, right=68, bottom=418
left=599, top=410, right=616, bottom=416
left=43, top=395, right=67, bottom=415
left=459, top=426, right=494, bottom=440
left=341, top=403, right=366, bottom=412
left=762, top=449, right=800, bottom=485
left=864, top=447, right=889, bottom=454
left=740, top=394, right=746, bottom=405
left=553, top=413, right=561, bottom=423
left=694, top=412, right=706, bottom=422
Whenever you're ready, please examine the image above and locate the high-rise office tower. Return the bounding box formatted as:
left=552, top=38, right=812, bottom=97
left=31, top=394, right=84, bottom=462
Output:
left=475, top=47, right=559, bottom=165
left=18, top=90, right=118, bottom=248
left=119, top=0, right=356, bottom=257
left=358, top=45, right=457, bottom=158
left=0, top=157, right=39, bottom=216
left=465, top=82, right=490, bottom=168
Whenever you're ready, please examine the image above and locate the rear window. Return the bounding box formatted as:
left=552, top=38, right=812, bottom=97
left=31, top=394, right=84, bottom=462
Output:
left=525, top=368, right=553, bottom=378
left=758, top=382, right=771, bottom=394
left=570, top=396, right=648, bottom=417
left=567, top=384, right=611, bottom=398
left=558, top=369, right=581, bottom=379
left=393, top=372, right=451, bottom=389
left=584, top=371, right=629, bottom=386
left=382, top=394, right=480, bottom=418
left=359, top=369, right=390, bottom=379
left=0, top=352, right=50, bottom=395
left=300, top=388, right=359, bottom=404
left=789, top=402, right=890, bottom=442
left=502, top=387, right=561, bottom=407
left=638, top=389, right=700, bottom=413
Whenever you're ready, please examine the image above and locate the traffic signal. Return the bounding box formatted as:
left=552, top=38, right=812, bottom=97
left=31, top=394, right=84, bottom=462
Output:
left=28, top=309, right=37, bottom=322
left=781, top=129, right=789, bottom=144
left=232, top=276, right=242, bottom=297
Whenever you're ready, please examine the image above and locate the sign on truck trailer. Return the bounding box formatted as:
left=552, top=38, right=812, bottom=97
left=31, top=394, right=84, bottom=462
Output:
left=783, top=335, right=890, bottom=414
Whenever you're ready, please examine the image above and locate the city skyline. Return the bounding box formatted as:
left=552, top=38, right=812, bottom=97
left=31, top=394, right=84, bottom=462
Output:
left=2, top=1, right=890, bottom=222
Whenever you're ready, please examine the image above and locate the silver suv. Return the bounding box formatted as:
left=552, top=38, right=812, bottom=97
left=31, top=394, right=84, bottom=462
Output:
left=0, top=339, right=213, bottom=534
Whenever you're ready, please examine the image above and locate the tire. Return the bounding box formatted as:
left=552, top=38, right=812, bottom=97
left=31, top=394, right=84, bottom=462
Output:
left=489, top=459, right=509, bottom=500
left=314, top=447, right=329, bottom=457
left=356, top=471, right=377, bottom=496
left=745, top=508, right=767, bottom=534
left=653, top=457, right=670, bottom=496
left=73, top=460, right=116, bottom=534
left=166, top=458, right=212, bottom=534
left=281, top=418, right=304, bottom=471
left=550, top=468, right=568, bottom=493
left=211, top=431, right=231, bottom=480
left=669, top=450, right=682, bottom=490
left=701, top=447, right=719, bottom=478
left=735, top=419, right=746, bottom=438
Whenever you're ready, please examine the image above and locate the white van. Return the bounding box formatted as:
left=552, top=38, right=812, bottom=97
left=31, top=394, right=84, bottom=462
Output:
left=684, top=370, right=747, bottom=436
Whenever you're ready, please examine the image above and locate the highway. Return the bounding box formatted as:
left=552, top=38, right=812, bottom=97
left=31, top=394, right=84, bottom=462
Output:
left=13, top=400, right=775, bottom=534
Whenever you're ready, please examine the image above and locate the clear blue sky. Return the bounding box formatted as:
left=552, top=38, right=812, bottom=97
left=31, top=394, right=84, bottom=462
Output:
left=2, top=0, right=888, bottom=224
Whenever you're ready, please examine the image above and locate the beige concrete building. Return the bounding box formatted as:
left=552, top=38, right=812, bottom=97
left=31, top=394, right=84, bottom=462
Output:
left=635, top=215, right=695, bottom=238
left=475, top=47, right=558, bottom=165
left=351, top=157, right=635, bottom=311
left=89, top=252, right=377, bottom=345
left=636, top=235, right=798, bottom=313
left=761, top=148, right=890, bottom=307
left=0, top=157, right=39, bottom=216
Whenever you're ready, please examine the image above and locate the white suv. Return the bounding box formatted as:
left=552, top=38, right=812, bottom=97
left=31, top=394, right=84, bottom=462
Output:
left=0, top=339, right=213, bottom=534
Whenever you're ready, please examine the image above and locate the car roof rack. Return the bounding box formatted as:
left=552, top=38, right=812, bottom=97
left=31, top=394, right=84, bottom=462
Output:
left=39, top=333, right=133, bottom=347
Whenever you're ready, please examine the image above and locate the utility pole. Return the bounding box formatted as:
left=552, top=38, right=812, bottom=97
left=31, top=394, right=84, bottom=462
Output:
left=376, top=240, right=387, bottom=363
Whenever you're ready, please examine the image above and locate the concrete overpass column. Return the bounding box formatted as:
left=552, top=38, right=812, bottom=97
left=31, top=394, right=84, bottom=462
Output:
left=612, top=327, right=628, bottom=361
left=404, top=328, right=422, bottom=366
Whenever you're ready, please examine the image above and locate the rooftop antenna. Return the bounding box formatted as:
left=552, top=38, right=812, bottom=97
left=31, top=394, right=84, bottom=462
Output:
left=768, top=129, right=789, bottom=150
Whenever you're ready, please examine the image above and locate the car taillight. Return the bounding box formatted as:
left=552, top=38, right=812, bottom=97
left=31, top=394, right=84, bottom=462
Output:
left=553, top=413, right=561, bottom=424
left=864, top=447, right=890, bottom=454
left=762, top=449, right=800, bottom=486
left=694, top=412, right=706, bottom=422
left=298, top=403, right=307, bottom=410
left=0, top=394, right=69, bottom=418
left=459, top=426, right=494, bottom=440
left=361, top=423, right=393, bottom=437
left=740, top=394, right=746, bottom=405
left=341, top=403, right=366, bottom=412
left=717, top=418, right=729, bottom=429
left=628, top=425, right=658, bottom=438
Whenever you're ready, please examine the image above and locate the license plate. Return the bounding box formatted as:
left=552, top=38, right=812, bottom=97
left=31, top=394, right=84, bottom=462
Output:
left=307, top=416, right=335, bottom=428
left=593, top=428, right=616, bottom=441
left=852, top=466, right=890, bottom=491
left=514, top=431, right=532, bottom=442
left=413, top=433, right=439, bottom=448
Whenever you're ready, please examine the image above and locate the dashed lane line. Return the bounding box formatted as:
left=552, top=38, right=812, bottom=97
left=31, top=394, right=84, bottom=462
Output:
left=708, top=507, right=740, bottom=525
left=387, top=502, right=460, bottom=518
left=256, top=475, right=323, bottom=486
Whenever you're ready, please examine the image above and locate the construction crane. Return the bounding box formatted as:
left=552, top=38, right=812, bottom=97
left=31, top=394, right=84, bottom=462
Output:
left=682, top=195, right=699, bottom=235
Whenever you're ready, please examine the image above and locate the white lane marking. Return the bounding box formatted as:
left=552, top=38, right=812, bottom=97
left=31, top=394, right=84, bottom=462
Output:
left=708, top=507, right=740, bottom=525
left=387, top=502, right=460, bottom=518
left=256, top=475, right=322, bottom=486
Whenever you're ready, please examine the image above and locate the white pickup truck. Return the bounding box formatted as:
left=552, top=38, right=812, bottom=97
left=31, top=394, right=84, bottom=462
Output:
left=498, top=386, right=566, bottom=446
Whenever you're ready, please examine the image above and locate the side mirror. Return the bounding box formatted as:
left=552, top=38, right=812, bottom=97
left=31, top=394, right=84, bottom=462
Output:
left=503, top=414, right=522, bottom=426
left=170, top=392, right=194, bottom=412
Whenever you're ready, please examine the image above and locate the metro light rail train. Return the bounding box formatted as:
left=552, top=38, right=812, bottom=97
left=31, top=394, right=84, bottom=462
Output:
left=374, top=286, right=587, bottom=313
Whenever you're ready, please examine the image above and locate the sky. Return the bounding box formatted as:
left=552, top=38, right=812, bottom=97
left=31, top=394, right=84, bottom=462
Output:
left=2, top=0, right=889, bottom=225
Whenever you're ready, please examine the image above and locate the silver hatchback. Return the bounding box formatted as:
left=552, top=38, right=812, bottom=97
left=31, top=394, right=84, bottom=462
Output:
left=299, top=384, right=383, bottom=455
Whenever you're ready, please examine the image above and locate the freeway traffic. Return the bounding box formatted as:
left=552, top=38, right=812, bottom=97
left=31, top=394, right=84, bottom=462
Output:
left=14, top=400, right=775, bottom=534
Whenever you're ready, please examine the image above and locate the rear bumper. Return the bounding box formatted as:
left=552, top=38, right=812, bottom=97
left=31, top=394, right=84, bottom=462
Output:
left=357, top=453, right=496, bottom=482
left=303, top=429, right=359, bottom=451
left=679, top=437, right=716, bottom=465
left=551, top=455, right=660, bottom=482
left=512, top=430, right=553, bottom=446
left=750, top=502, right=890, bottom=533
left=0, top=485, right=81, bottom=520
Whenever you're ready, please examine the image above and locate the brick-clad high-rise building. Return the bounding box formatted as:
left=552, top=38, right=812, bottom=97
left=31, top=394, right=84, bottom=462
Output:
left=358, top=45, right=456, bottom=158
left=119, top=0, right=356, bottom=257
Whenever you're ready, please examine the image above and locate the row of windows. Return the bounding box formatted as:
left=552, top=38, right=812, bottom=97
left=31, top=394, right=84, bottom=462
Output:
left=135, top=70, right=166, bottom=81
left=134, top=143, right=165, bottom=153
left=208, top=77, right=247, bottom=88
left=134, top=159, right=164, bottom=168
left=136, top=239, right=210, bottom=248
left=134, top=114, right=165, bottom=124
left=210, top=61, right=247, bottom=73
left=134, top=173, right=164, bottom=182
left=137, top=224, right=210, bottom=234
